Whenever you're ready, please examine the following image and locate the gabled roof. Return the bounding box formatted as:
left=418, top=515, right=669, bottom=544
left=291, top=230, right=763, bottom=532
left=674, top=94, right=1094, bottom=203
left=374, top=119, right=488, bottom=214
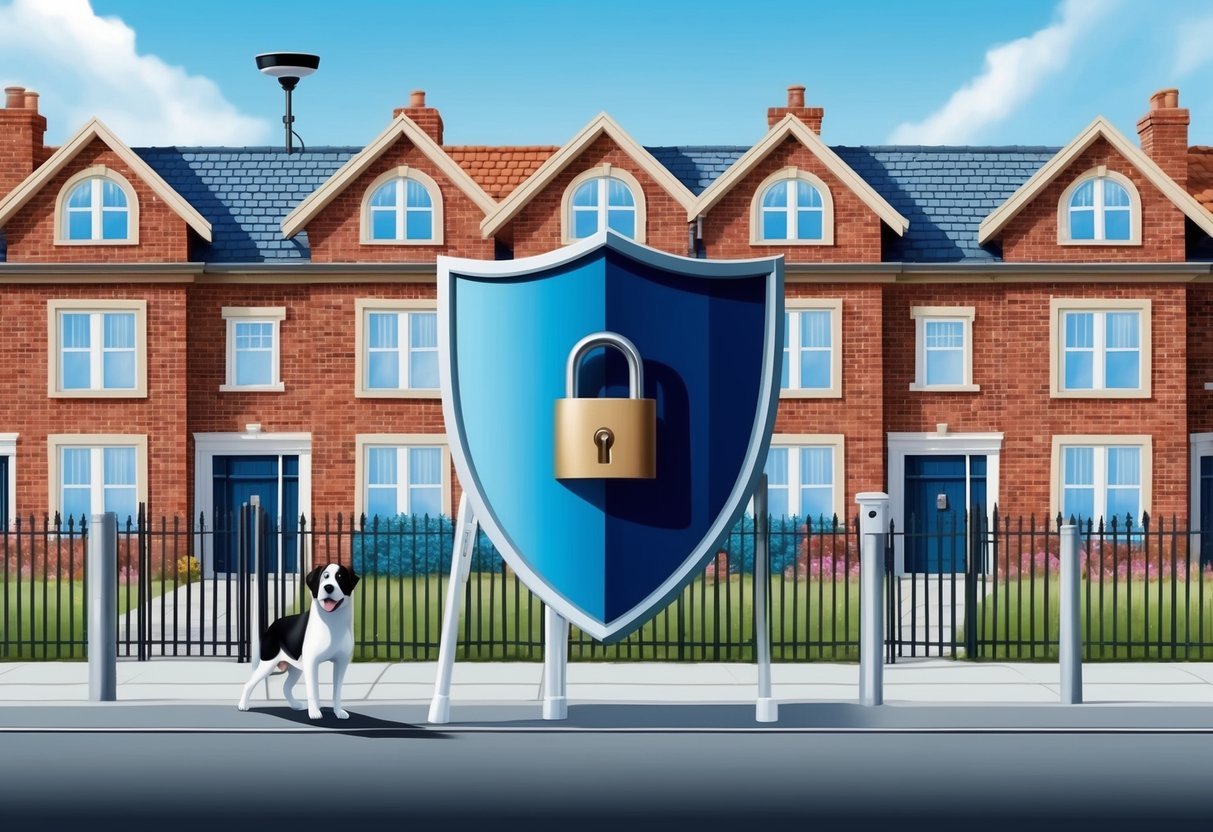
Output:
left=480, top=113, right=698, bottom=237
left=691, top=115, right=909, bottom=234
left=978, top=116, right=1213, bottom=244
left=280, top=114, right=497, bottom=239
left=0, top=118, right=212, bottom=241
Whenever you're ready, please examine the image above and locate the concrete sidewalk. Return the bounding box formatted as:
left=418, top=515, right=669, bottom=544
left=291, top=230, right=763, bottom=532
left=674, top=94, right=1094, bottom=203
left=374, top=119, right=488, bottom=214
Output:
left=1, top=659, right=1211, bottom=706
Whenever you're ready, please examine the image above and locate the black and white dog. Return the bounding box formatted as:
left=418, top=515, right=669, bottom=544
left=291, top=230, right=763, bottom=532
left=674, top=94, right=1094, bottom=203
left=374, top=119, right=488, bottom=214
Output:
left=237, top=563, right=359, bottom=719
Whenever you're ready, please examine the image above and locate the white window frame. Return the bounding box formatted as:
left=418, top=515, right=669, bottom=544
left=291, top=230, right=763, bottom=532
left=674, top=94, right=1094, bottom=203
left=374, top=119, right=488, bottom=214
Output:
left=761, top=435, right=845, bottom=528
left=46, top=299, right=147, bottom=398
left=359, top=166, right=444, bottom=245
left=1051, top=435, right=1152, bottom=526
left=47, top=434, right=148, bottom=523
left=750, top=167, right=835, bottom=246
left=354, top=434, right=451, bottom=521
left=1057, top=167, right=1142, bottom=246
left=1049, top=298, right=1151, bottom=399
left=221, top=307, right=286, bottom=392
left=0, top=433, right=16, bottom=530
left=560, top=164, right=647, bottom=244
left=910, top=306, right=978, bottom=392
left=781, top=299, right=842, bottom=398
left=54, top=166, right=140, bottom=246
left=353, top=299, right=441, bottom=398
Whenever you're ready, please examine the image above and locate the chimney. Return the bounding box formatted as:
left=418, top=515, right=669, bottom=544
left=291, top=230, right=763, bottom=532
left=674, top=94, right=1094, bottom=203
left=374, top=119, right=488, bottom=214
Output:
left=0, top=86, right=48, bottom=197
left=393, top=89, right=444, bottom=144
left=767, top=85, right=824, bottom=133
left=1137, top=87, right=1189, bottom=186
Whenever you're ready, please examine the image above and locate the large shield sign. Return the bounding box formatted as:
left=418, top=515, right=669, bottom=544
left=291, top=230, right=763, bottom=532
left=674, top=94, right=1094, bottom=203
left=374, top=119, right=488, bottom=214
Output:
left=439, top=231, right=783, bottom=641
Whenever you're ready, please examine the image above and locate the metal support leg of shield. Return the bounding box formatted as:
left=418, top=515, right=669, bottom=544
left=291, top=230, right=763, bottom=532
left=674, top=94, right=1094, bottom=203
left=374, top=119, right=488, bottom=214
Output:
left=428, top=494, right=479, bottom=725
left=543, top=606, right=570, bottom=720
left=753, top=475, right=778, bottom=722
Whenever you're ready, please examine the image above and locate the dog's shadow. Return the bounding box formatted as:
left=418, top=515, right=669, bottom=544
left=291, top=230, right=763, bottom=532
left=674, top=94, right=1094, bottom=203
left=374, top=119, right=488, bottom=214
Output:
left=253, top=707, right=447, bottom=739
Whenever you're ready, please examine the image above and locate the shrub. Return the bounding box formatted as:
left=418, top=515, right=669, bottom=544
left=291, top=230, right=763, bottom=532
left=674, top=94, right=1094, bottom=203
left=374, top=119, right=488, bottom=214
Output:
left=350, top=514, right=501, bottom=577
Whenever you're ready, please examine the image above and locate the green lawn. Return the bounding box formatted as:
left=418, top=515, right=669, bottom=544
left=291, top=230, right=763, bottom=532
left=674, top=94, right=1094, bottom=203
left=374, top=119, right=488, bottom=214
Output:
left=965, top=576, right=1213, bottom=661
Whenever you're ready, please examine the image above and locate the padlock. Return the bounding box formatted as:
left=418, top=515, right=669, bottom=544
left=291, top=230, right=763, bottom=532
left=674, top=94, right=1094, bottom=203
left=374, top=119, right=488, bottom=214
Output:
left=554, top=331, right=656, bottom=479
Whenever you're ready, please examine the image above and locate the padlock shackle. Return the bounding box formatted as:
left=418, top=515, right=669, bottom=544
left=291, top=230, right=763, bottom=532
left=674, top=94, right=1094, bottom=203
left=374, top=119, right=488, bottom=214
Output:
left=566, top=331, right=644, bottom=399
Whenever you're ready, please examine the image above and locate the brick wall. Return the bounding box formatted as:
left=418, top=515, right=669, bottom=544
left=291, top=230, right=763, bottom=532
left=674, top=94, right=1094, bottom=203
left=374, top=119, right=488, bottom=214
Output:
left=701, top=138, right=884, bottom=262
left=304, top=137, right=493, bottom=263
left=1000, top=137, right=1187, bottom=263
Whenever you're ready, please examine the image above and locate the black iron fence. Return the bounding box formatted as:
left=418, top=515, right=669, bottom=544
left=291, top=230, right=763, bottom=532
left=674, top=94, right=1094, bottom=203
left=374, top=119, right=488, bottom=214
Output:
left=2, top=507, right=1212, bottom=662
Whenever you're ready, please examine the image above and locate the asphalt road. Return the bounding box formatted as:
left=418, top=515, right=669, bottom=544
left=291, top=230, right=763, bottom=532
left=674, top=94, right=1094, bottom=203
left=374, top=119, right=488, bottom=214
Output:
left=2, top=704, right=1212, bottom=830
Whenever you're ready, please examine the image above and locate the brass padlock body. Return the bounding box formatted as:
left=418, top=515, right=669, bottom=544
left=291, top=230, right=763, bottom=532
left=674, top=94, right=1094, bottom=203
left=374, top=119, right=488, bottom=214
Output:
left=554, top=397, right=656, bottom=479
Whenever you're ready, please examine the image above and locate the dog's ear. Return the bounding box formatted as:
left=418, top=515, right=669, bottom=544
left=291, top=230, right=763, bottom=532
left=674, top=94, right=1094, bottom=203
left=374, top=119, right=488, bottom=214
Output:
left=305, top=566, right=324, bottom=598
left=338, top=565, right=359, bottom=593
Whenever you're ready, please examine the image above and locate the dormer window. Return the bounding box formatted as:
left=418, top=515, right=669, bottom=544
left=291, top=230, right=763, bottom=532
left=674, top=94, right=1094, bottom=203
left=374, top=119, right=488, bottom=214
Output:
left=751, top=168, right=834, bottom=245
left=561, top=165, right=647, bottom=244
left=360, top=167, right=444, bottom=245
left=1059, top=169, right=1141, bottom=245
left=55, top=167, right=138, bottom=245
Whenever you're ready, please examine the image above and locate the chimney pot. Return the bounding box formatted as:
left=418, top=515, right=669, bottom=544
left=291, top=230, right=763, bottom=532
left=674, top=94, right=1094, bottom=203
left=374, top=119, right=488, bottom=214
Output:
left=1163, top=88, right=1179, bottom=108
left=5, top=86, right=25, bottom=109
left=787, top=85, right=805, bottom=108
left=23, top=90, right=38, bottom=112
left=410, top=89, right=426, bottom=108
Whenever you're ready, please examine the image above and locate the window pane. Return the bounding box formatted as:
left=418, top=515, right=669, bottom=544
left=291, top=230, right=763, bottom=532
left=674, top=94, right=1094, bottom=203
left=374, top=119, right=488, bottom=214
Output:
left=761, top=183, right=787, bottom=208
left=405, top=210, right=432, bottom=240
left=1062, top=487, right=1095, bottom=523
left=1104, top=210, right=1130, bottom=241
left=103, top=447, right=136, bottom=485
left=800, top=311, right=830, bottom=348
left=235, top=350, right=272, bottom=385
left=1065, top=312, right=1093, bottom=348
left=1103, top=180, right=1130, bottom=207
left=573, top=209, right=598, bottom=238
left=62, top=488, right=90, bottom=523
left=607, top=178, right=634, bottom=207
left=367, top=313, right=398, bottom=349
left=68, top=211, right=92, bottom=240
left=796, top=181, right=822, bottom=208
left=409, top=487, right=441, bottom=518
left=62, top=448, right=91, bottom=485
left=762, top=210, right=787, bottom=240
left=925, top=321, right=963, bottom=348
left=1105, top=312, right=1139, bottom=348
left=1065, top=351, right=1094, bottom=389
left=766, top=487, right=789, bottom=519
left=368, top=351, right=400, bottom=388
left=103, top=313, right=135, bottom=348
left=410, top=313, right=437, bottom=348
left=369, top=182, right=397, bottom=207
left=409, top=351, right=439, bottom=389
left=926, top=349, right=962, bottom=385
left=607, top=209, right=634, bottom=238
left=764, top=447, right=788, bottom=486
left=1070, top=180, right=1095, bottom=208
left=103, top=351, right=135, bottom=389
left=409, top=447, right=442, bottom=485
left=1106, top=488, right=1140, bottom=524
left=62, top=352, right=91, bottom=389
left=371, top=210, right=397, bottom=240
left=796, top=210, right=822, bottom=240
left=104, top=487, right=137, bottom=522
left=571, top=181, right=598, bottom=207
left=405, top=180, right=431, bottom=208
left=800, top=447, right=832, bottom=486
left=1106, top=447, right=1140, bottom=486
left=1064, top=447, right=1094, bottom=485
left=780, top=348, right=789, bottom=388
left=101, top=181, right=126, bottom=208
left=234, top=322, right=273, bottom=348
left=67, top=182, right=92, bottom=208
left=1070, top=209, right=1095, bottom=240
left=801, top=489, right=833, bottom=528
left=800, top=350, right=830, bottom=388
left=101, top=211, right=128, bottom=240
left=61, top=314, right=90, bottom=349
left=1105, top=351, right=1139, bottom=388
left=367, top=448, right=397, bottom=486
left=366, top=488, right=397, bottom=520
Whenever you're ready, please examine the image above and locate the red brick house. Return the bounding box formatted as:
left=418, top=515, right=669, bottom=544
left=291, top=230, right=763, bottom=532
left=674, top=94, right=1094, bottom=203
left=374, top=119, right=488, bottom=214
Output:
left=2, top=82, right=1213, bottom=575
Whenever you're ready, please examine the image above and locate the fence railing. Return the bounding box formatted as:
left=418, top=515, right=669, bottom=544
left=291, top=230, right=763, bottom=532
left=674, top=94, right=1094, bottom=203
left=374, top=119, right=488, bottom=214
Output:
left=2, top=507, right=1212, bottom=662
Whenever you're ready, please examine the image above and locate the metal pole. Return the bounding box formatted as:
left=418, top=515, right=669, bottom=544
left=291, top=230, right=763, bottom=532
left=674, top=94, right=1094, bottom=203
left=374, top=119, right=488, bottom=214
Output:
left=284, top=87, right=294, bottom=155
left=857, top=492, right=889, bottom=706
left=542, top=606, right=569, bottom=720
left=88, top=513, right=117, bottom=702
left=428, top=494, right=478, bottom=724
left=753, top=474, right=777, bottom=722
left=1060, top=522, right=1083, bottom=704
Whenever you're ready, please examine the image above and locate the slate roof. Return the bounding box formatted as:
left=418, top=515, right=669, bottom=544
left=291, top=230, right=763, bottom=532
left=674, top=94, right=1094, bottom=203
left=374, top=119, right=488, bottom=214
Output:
left=9, top=139, right=1199, bottom=265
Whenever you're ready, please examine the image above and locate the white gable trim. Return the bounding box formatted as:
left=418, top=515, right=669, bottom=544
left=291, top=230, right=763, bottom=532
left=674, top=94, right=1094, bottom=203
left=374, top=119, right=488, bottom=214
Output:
left=691, top=114, right=908, bottom=235
left=281, top=114, right=497, bottom=239
left=0, top=118, right=212, bottom=241
left=978, top=116, right=1213, bottom=244
left=479, top=112, right=697, bottom=238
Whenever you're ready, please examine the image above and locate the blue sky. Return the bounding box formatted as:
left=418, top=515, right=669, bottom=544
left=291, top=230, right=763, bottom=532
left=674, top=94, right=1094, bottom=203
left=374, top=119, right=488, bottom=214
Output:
left=2, top=0, right=1213, bottom=150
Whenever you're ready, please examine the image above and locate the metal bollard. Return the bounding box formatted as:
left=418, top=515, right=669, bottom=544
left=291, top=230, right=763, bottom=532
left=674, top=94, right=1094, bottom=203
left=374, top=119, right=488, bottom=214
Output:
left=857, top=493, right=889, bottom=706
left=753, top=474, right=777, bottom=722
left=88, top=513, right=117, bottom=702
left=1059, top=523, right=1083, bottom=704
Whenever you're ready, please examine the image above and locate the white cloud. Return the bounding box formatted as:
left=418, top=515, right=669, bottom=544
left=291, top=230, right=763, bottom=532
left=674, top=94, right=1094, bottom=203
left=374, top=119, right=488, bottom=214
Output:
left=1174, top=13, right=1213, bottom=76
left=0, top=0, right=269, bottom=145
left=887, top=0, right=1112, bottom=144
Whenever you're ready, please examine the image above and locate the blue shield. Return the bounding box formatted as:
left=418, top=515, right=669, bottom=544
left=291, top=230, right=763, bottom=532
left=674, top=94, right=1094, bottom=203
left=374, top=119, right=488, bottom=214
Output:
left=439, top=231, right=783, bottom=641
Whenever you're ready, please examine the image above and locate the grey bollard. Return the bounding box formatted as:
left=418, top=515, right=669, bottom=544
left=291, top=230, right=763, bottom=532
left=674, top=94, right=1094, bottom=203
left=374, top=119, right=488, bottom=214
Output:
left=88, top=513, right=117, bottom=702
left=857, top=493, right=889, bottom=706
left=1059, top=523, right=1083, bottom=704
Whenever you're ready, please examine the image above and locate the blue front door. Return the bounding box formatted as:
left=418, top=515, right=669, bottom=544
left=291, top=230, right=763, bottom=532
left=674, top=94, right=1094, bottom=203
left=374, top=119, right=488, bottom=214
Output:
left=212, top=455, right=299, bottom=573
left=904, top=455, right=986, bottom=573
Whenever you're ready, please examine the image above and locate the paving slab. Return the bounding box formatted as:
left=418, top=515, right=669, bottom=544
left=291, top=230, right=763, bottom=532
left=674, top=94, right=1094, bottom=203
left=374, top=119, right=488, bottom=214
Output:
left=885, top=684, right=1058, bottom=703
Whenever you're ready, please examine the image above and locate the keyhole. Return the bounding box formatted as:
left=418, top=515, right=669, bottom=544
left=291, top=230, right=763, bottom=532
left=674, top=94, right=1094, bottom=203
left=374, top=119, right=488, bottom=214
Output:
left=594, top=428, right=615, bottom=464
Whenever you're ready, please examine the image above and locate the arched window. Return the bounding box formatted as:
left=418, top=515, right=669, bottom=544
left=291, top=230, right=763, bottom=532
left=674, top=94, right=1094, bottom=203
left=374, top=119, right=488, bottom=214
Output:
left=750, top=168, right=834, bottom=245
left=1059, top=170, right=1140, bottom=245
left=361, top=168, right=443, bottom=244
left=56, top=168, right=137, bottom=244
left=562, top=166, right=646, bottom=243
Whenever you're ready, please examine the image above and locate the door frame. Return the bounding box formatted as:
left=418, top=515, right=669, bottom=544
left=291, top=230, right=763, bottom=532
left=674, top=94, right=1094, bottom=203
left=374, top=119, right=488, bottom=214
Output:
left=0, top=433, right=15, bottom=530
left=193, top=432, right=312, bottom=578
left=1188, top=432, right=1213, bottom=562
left=888, top=431, right=1002, bottom=575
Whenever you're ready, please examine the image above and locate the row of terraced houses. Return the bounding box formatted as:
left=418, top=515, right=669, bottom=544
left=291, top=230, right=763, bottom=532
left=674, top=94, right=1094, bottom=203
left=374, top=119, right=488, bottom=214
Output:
left=2, top=82, right=1213, bottom=575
